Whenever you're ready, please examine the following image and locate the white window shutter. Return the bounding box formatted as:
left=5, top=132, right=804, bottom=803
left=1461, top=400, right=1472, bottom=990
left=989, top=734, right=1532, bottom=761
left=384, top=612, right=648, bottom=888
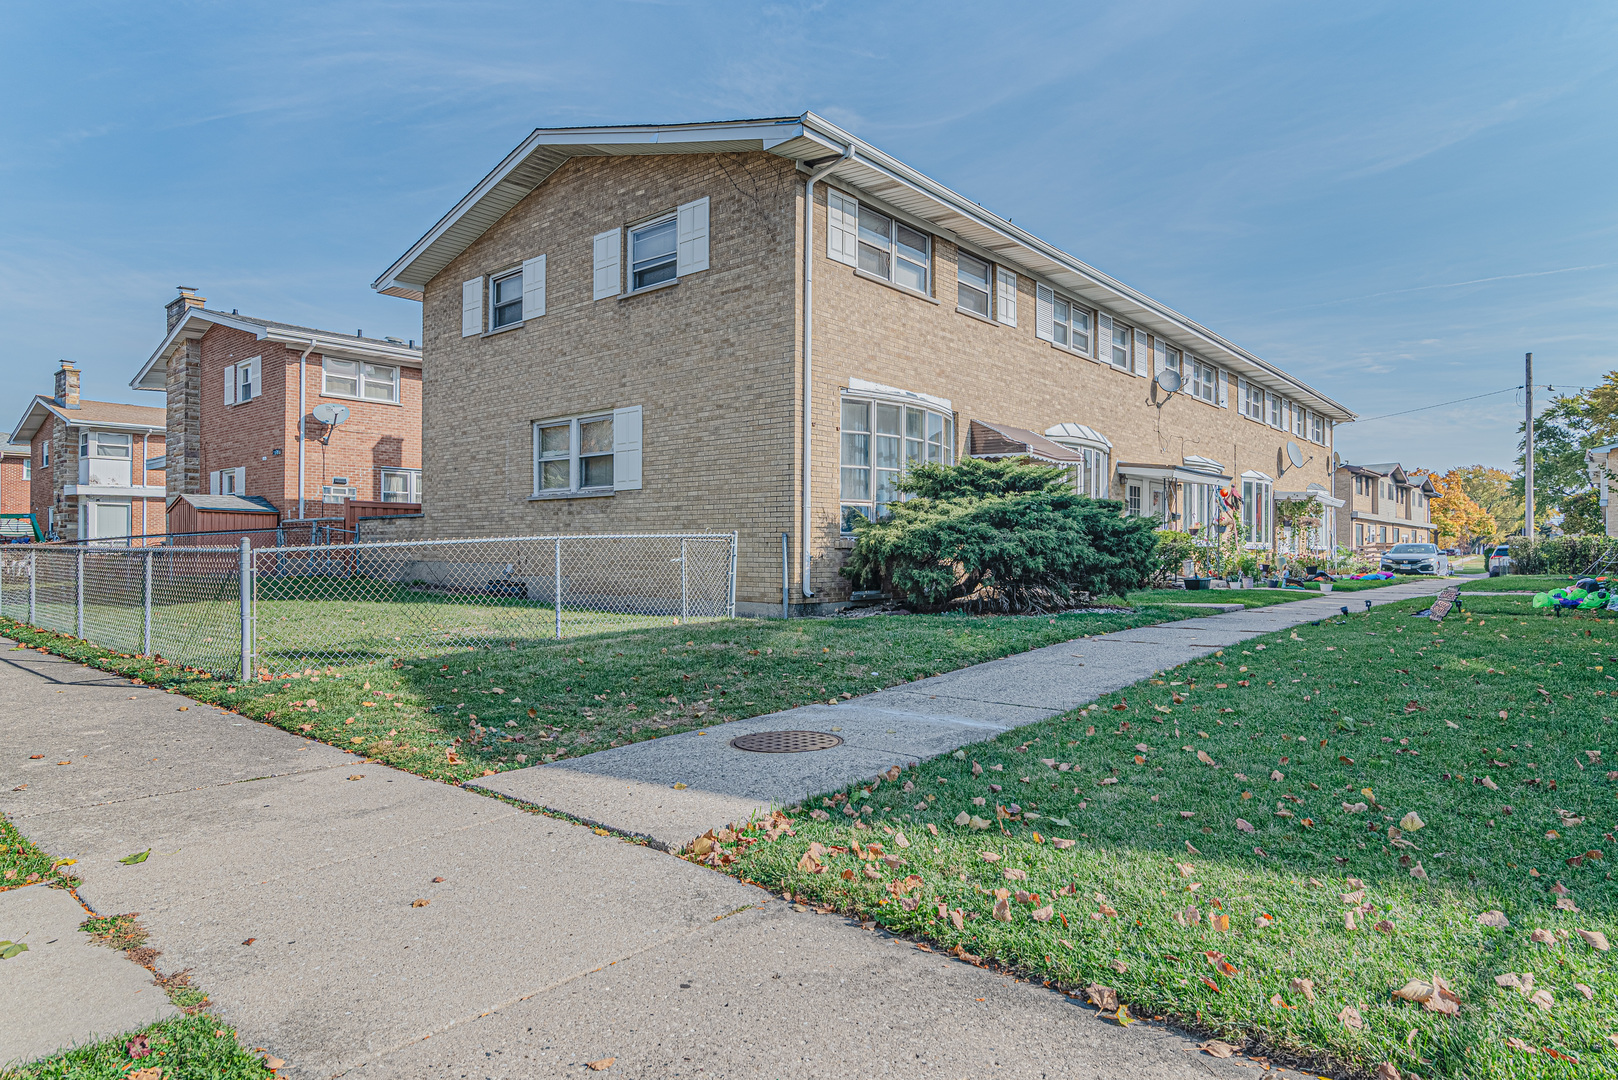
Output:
left=612, top=405, right=643, bottom=491
left=247, top=356, right=261, bottom=401
left=461, top=278, right=482, bottom=337
left=223, top=367, right=236, bottom=406
left=1035, top=284, right=1055, bottom=342
left=826, top=190, right=858, bottom=266
left=676, top=197, right=710, bottom=276
left=522, top=255, right=546, bottom=319
left=1097, top=313, right=1113, bottom=360
left=209, top=470, right=221, bottom=495
left=1133, top=329, right=1149, bottom=376
left=1152, top=339, right=1166, bottom=380
left=995, top=268, right=1018, bottom=326
left=1217, top=369, right=1229, bottom=408
left=1237, top=377, right=1248, bottom=416
left=592, top=230, right=622, bottom=300
left=234, top=466, right=247, bottom=493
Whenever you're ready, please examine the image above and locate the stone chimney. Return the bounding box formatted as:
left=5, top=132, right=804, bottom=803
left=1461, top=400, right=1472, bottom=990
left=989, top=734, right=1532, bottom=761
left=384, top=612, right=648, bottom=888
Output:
left=54, top=360, right=80, bottom=410
left=165, top=286, right=206, bottom=333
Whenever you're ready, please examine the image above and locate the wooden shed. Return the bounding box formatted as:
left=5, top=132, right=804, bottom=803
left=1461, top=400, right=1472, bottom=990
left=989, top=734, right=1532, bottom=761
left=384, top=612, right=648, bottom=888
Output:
left=165, top=494, right=280, bottom=545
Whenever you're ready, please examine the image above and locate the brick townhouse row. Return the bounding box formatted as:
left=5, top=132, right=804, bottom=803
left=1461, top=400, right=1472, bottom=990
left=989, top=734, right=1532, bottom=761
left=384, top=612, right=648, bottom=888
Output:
left=367, top=112, right=1357, bottom=613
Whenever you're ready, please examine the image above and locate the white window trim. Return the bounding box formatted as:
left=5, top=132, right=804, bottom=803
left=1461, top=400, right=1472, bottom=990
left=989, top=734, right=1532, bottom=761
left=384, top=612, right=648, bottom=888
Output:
left=852, top=203, right=932, bottom=297
left=379, top=467, right=423, bottom=504
left=627, top=212, right=678, bottom=295
left=490, top=267, right=524, bottom=330
left=838, top=390, right=955, bottom=533
left=40, top=440, right=49, bottom=468
left=955, top=251, right=992, bottom=320
left=531, top=407, right=642, bottom=497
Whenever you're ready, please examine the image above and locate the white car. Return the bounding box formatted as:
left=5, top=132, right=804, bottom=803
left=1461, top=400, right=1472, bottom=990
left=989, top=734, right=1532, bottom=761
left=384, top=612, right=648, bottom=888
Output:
left=1380, top=543, right=1449, bottom=576
left=1486, top=545, right=1515, bottom=576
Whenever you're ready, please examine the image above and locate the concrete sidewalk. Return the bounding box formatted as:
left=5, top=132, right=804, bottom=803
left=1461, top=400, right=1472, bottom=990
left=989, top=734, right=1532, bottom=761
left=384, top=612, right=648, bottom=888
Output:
left=0, top=643, right=1315, bottom=1079
left=477, top=579, right=1451, bottom=849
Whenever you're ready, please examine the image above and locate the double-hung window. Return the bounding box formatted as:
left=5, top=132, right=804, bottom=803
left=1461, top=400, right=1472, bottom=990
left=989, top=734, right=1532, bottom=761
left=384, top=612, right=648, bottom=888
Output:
left=40, top=440, right=48, bottom=468
left=380, top=467, right=423, bottom=503
left=535, top=414, right=614, bottom=493
left=491, top=269, right=524, bottom=328
left=839, top=395, right=953, bottom=533
left=1190, top=358, right=1217, bottom=403
left=1052, top=297, right=1092, bottom=353
left=629, top=215, right=678, bottom=291
left=857, top=206, right=930, bottom=293
left=1108, top=320, right=1131, bottom=368
left=1292, top=404, right=1306, bottom=437
left=1241, top=380, right=1265, bottom=421
left=22, top=457, right=30, bottom=481
left=1157, top=342, right=1182, bottom=380
left=323, top=358, right=399, bottom=403
left=1310, top=412, right=1325, bottom=443
left=1268, top=392, right=1283, bottom=428
left=957, top=252, right=991, bottom=316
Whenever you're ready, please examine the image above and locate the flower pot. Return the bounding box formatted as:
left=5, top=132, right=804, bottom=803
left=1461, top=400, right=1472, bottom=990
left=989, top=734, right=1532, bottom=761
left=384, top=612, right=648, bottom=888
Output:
left=1184, top=577, right=1211, bottom=590
left=1239, top=576, right=1253, bottom=590
left=1319, top=582, right=1333, bottom=594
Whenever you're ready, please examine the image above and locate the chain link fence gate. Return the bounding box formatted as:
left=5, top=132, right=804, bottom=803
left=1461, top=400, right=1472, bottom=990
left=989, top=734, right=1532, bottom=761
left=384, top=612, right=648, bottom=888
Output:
left=0, top=532, right=737, bottom=678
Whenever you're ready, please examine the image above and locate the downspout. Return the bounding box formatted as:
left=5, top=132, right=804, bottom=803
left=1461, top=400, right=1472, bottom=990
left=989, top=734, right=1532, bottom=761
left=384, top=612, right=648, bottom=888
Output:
left=296, top=339, right=316, bottom=519
left=800, top=145, right=854, bottom=602
left=141, top=431, right=148, bottom=538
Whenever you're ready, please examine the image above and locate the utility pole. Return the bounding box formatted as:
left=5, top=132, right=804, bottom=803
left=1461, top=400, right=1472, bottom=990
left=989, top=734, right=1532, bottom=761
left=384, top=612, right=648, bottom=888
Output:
left=1524, top=352, right=1534, bottom=538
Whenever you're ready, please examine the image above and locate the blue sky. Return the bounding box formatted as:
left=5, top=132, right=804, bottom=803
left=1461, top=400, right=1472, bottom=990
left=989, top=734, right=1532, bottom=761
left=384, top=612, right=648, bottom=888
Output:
left=2, top=1, right=1613, bottom=470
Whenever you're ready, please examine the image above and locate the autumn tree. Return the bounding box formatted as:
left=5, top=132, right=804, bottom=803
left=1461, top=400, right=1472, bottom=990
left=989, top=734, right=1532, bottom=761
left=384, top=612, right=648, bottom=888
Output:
left=1449, top=465, right=1521, bottom=538
left=1514, top=370, right=1618, bottom=531
left=1429, top=469, right=1496, bottom=548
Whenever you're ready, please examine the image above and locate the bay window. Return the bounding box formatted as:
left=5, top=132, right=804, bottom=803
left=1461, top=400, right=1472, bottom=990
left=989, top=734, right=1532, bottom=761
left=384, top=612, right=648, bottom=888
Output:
left=840, top=394, right=953, bottom=533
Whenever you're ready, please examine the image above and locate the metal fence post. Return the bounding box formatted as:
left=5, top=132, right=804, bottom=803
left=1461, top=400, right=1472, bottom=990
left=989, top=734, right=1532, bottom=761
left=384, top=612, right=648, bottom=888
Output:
left=76, top=548, right=85, bottom=639
left=729, top=532, right=738, bottom=618
left=239, top=537, right=253, bottom=682
left=28, top=550, right=35, bottom=624
left=680, top=538, right=689, bottom=623
left=142, top=550, right=153, bottom=656
left=553, top=537, right=562, bottom=640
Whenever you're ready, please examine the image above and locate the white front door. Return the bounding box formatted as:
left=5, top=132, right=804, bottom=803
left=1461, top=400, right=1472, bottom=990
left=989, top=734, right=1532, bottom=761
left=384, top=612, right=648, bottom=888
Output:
left=88, top=500, right=131, bottom=541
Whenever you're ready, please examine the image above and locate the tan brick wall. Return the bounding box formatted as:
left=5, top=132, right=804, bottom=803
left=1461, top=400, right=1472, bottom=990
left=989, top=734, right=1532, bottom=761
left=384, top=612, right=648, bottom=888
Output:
left=187, top=324, right=422, bottom=524
left=412, top=152, right=1339, bottom=609
left=416, top=152, right=801, bottom=607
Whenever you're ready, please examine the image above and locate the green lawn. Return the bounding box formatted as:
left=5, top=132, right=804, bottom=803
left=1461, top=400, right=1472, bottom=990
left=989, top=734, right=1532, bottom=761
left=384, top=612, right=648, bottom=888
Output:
left=1461, top=575, right=1612, bottom=594
left=1, top=1013, right=272, bottom=1080
left=2, top=606, right=1188, bottom=785
left=1128, top=587, right=1321, bottom=609
left=1, top=813, right=77, bottom=892
left=718, top=594, right=1618, bottom=1079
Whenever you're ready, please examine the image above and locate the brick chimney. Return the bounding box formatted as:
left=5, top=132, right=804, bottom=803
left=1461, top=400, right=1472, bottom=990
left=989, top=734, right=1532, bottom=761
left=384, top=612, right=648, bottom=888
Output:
left=54, top=360, right=80, bottom=410
left=166, top=286, right=206, bottom=333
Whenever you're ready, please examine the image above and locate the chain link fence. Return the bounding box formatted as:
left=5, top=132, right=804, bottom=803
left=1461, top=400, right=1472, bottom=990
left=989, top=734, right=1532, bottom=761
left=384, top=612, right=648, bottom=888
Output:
left=0, top=533, right=736, bottom=678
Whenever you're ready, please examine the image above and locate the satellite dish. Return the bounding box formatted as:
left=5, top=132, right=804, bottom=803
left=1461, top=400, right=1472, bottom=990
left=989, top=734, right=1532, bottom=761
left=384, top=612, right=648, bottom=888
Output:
left=311, top=403, right=349, bottom=426
left=1156, top=369, right=1183, bottom=393
left=1286, top=441, right=1305, bottom=469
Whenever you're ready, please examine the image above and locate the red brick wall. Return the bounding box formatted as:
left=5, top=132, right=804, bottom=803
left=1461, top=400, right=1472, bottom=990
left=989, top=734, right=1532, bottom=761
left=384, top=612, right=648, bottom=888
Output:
left=30, top=423, right=55, bottom=533
left=194, top=324, right=422, bottom=519
left=0, top=455, right=28, bottom=515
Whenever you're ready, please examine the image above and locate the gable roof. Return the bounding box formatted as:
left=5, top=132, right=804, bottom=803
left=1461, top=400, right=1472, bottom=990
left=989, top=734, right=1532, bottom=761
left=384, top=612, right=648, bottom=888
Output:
left=131, top=309, right=423, bottom=392
left=373, top=112, right=1355, bottom=421
left=166, top=493, right=279, bottom=514
left=9, top=396, right=167, bottom=445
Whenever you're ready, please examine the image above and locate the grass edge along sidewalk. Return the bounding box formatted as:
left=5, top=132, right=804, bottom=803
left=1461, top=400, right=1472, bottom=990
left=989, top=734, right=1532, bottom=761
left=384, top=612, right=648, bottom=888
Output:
left=709, top=594, right=1618, bottom=1080
left=0, top=606, right=1188, bottom=787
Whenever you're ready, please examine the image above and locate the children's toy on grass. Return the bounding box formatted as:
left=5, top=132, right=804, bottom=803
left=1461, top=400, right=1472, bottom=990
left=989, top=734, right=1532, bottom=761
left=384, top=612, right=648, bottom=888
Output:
left=1533, top=584, right=1610, bottom=612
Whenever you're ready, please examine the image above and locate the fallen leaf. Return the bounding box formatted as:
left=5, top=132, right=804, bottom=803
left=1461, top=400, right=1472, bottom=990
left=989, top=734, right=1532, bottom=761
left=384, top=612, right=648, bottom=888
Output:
left=1086, top=983, right=1118, bottom=1010
left=1197, top=750, right=1216, bottom=766
left=1115, top=1003, right=1135, bottom=1026
left=1575, top=982, right=1594, bottom=1000
left=1374, top=919, right=1395, bottom=934
left=1375, top=1064, right=1401, bottom=1080
left=1236, top=818, right=1255, bottom=834
left=979, top=851, right=1002, bottom=863
left=1109, top=958, right=1128, bottom=973
left=411, top=898, right=429, bottom=907
left=1555, top=897, right=1579, bottom=912
left=263, top=1056, right=285, bottom=1072
left=1200, top=1040, right=1237, bottom=1058
left=1400, top=811, right=1426, bottom=832
left=586, top=1058, right=616, bottom=1071
left=1211, top=913, right=1230, bottom=931
left=1290, top=977, right=1316, bottom=1002
left=1577, top=929, right=1610, bottom=951
left=1530, top=988, right=1554, bottom=1011
left=1505, top=1036, right=1535, bottom=1053
left=991, top=897, right=1012, bottom=922
left=118, top=850, right=150, bottom=865
left=1339, top=1005, right=1364, bottom=1029
left=1031, top=905, right=1054, bottom=922
left=1051, top=837, right=1076, bottom=849
left=1477, top=910, right=1509, bottom=928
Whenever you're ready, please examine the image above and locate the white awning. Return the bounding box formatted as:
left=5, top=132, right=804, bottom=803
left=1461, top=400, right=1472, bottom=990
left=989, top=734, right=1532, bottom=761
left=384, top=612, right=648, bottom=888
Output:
left=1277, top=488, right=1345, bottom=508
left=1240, top=469, right=1274, bottom=482
left=1182, top=454, right=1224, bottom=474
left=1044, top=422, right=1111, bottom=449
left=1117, top=462, right=1233, bottom=484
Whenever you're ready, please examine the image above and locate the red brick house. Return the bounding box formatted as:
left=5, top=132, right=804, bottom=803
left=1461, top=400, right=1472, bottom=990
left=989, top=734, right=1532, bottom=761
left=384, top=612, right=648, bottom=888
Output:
left=1, top=443, right=30, bottom=515
left=130, top=289, right=424, bottom=527
left=7, top=362, right=167, bottom=541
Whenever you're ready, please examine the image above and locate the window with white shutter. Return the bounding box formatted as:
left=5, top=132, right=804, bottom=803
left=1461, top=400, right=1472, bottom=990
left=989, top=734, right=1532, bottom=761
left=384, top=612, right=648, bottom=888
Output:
left=223, top=366, right=236, bottom=406
left=612, top=405, right=643, bottom=491
left=1035, top=284, right=1055, bottom=342
left=209, top=469, right=221, bottom=495
left=522, top=255, right=546, bottom=320
left=592, top=229, right=622, bottom=300
left=461, top=278, right=482, bottom=337
left=1217, top=369, right=1229, bottom=408
left=676, top=197, right=710, bottom=276
left=826, top=190, right=859, bottom=266
left=996, top=268, right=1017, bottom=326
left=1133, top=329, right=1149, bottom=377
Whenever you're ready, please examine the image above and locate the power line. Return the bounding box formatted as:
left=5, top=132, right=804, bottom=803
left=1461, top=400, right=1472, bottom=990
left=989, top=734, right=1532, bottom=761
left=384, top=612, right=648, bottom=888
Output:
left=1352, top=386, right=1524, bottom=424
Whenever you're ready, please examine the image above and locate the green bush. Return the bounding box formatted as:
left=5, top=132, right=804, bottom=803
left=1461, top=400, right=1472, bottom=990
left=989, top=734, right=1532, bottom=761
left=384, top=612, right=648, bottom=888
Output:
left=1506, top=534, right=1612, bottom=575
left=1151, top=529, right=1199, bottom=585
left=841, top=459, right=1160, bottom=612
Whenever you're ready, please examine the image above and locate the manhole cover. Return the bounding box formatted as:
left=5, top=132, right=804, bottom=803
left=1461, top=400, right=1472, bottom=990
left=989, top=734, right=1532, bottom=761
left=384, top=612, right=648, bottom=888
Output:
left=729, top=730, right=844, bottom=754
